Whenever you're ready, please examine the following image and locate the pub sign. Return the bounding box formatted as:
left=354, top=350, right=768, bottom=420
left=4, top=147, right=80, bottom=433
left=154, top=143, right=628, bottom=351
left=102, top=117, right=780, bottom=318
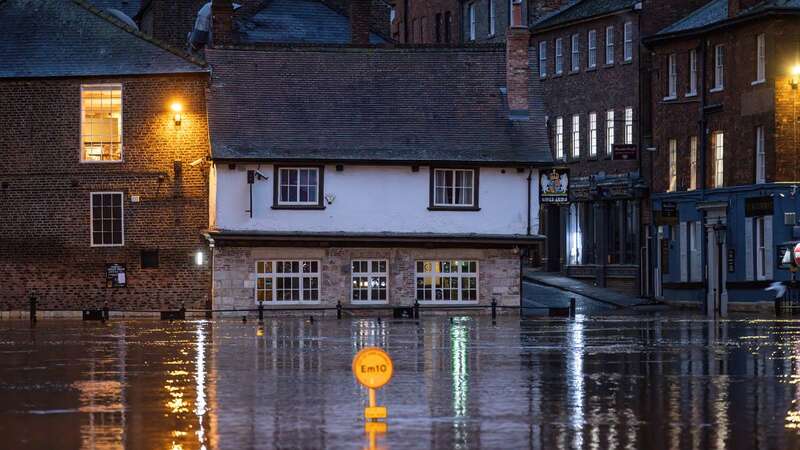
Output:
left=540, top=169, right=569, bottom=204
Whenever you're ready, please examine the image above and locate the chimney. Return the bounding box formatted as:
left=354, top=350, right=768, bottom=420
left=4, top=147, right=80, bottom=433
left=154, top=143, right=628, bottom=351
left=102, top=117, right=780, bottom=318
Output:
left=506, top=0, right=530, bottom=119
left=350, top=0, right=371, bottom=45
left=211, top=0, right=234, bottom=46
left=730, top=0, right=763, bottom=16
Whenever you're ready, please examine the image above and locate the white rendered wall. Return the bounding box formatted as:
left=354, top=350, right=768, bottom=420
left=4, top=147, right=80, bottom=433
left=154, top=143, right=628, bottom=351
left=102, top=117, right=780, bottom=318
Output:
left=212, top=164, right=540, bottom=236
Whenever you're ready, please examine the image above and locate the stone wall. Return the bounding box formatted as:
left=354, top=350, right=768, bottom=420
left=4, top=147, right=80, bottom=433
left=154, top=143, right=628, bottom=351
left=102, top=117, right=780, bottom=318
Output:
left=212, top=246, right=521, bottom=314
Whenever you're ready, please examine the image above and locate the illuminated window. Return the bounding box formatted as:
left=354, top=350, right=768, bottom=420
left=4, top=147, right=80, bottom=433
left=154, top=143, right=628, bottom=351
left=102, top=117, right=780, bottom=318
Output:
left=90, top=192, right=123, bottom=246
left=351, top=260, right=388, bottom=302
left=624, top=107, right=633, bottom=144
left=255, top=260, right=320, bottom=303
left=755, top=33, right=765, bottom=83
left=81, top=85, right=122, bottom=161
left=713, top=131, right=724, bottom=188
left=277, top=167, right=320, bottom=206
left=555, top=116, right=564, bottom=159
left=415, top=260, right=478, bottom=302
left=756, top=126, right=765, bottom=183
left=571, top=114, right=581, bottom=158
left=606, top=110, right=615, bottom=156
left=588, top=112, right=597, bottom=157
left=689, top=136, right=698, bottom=190
left=668, top=139, right=677, bottom=192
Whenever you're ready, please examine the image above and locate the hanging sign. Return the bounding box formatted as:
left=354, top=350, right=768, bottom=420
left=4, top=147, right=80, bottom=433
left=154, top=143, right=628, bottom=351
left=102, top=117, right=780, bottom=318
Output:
left=540, top=169, right=569, bottom=204
left=106, top=263, right=126, bottom=288
left=612, top=144, right=638, bottom=161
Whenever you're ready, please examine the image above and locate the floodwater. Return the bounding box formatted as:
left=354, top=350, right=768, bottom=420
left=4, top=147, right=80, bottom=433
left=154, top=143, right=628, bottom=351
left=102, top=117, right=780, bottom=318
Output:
left=2, top=315, right=800, bottom=450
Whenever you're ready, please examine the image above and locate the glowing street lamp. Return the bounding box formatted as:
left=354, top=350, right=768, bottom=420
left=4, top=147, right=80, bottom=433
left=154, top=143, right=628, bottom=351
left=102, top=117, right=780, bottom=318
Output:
left=790, top=65, right=800, bottom=89
left=171, top=102, right=183, bottom=126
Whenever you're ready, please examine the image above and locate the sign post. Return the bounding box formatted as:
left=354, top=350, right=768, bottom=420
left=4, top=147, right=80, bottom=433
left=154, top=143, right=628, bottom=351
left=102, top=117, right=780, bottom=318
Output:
left=353, top=347, right=393, bottom=447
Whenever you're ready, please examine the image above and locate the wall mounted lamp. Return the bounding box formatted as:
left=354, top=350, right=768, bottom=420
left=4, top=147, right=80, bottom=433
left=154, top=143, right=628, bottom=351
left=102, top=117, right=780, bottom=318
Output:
left=171, top=102, right=183, bottom=126
left=791, top=65, right=800, bottom=90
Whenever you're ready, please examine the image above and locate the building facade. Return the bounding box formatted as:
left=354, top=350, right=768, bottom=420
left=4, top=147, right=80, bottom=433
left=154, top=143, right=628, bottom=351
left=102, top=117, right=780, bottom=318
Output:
left=646, top=0, right=800, bottom=313
left=390, top=0, right=461, bottom=43
left=0, top=0, right=211, bottom=312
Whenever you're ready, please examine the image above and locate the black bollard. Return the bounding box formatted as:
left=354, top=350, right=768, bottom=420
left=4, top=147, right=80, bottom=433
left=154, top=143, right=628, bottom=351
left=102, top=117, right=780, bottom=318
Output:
left=309, top=315, right=314, bottom=324
left=258, top=302, right=264, bottom=321
left=491, top=298, right=497, bottom=319
left=569, top=298, right=576, bottom=318
left=413, top=300, right=420, bottom=319
left=336, top=300, right=342, bottom=319
left=29, top=295, right=37, bottom=323
left=242, top=315, right=247, bottom=323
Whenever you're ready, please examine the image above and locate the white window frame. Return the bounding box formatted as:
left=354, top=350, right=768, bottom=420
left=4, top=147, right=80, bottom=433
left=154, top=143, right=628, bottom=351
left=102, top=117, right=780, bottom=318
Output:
left=712, top=44, right=724, bottom=91
left=277, top=167, right=320, bottom=206
left=81, top=84, right=123, bottom=163
left=666, top=53, right=677, bottom=99
left=90, top=191, right=124, bottom=247
left=255, top=260, right=321, bottom=304
left=606, top=110, right=615, bottom=156
left=623, top=21, right=633, bottom=61
left=555, top=38, right=564, bottom=74
left=756, top=126, right=766, bottom=183
left=571, top=114, right=581, bottom=158
left=587, top=30, right=597, bottom=69
left=415, top=260, right=479, bottom=303
left=432, top=168, right=476, bottom=207
left=489, top=0, right=496, bottom=36
left=668, top=139, right=677, bottom=192
left=624, top=107, right=633, bottom=144
left=588, top=112, right=597, bottom=157
left=605, top=26, right=615, bottom=65
left=713, top=131, right=724, bottom=188
left=689, top=136, right=698, bottom=190
left=468, top=3, right=476, bottom=41
left=351, top=259, right=389, bottom=303
left=754, top=33, right=766, bottom=84
left=555, top=116, right=564, bottom=159
left=539, top=41, right=548, bottom=78
left=571, top=33, right=580, bottom=72
left=687, top=49, right=698, bottom=96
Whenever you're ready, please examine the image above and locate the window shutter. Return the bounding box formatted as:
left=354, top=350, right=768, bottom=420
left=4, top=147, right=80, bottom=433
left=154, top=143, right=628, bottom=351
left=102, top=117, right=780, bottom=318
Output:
left=765, top=215, right=773, bottom=279
left=691, top=222, right=702, bottom=282
left=679, top=222, right=688, bottom=282
left=745, top=217, right=754, bottom=281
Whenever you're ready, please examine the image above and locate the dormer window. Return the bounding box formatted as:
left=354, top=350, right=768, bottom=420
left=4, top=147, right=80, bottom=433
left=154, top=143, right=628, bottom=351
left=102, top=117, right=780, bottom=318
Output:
left=81, top=85, right=122, bottom=162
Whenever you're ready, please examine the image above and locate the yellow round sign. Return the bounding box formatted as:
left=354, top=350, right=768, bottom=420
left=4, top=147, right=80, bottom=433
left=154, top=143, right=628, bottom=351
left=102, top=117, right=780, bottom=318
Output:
left=352, top=347, right=393, bottom=389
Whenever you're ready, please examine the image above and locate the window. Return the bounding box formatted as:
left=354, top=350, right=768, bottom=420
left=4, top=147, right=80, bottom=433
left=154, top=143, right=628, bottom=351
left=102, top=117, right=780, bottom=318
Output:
left=571, top=34, right=580, bottom=72
left=141, top=249, right=159, bottom=269
left=755, top=33, right=766, bottom=83
left=489, top=0, right=496, bottom=36
left=624, top=107, right=633, bottom=144
left=588, top=112, right=597, bottom=157
left=276, top=167, right=322, bottom=206
left=255, top=260, right=320, bottom=303
left=445, top=11, right=452, bottom=43
left=588, top=30, right=597, bottom=69
left=571, top=114, right=581, bottom=158
left=756, top=217, right=767, bottom=280
left=606, top=110, right=615, bottom=156
left=81, top=85, right=122, bottom=162
left=689, top=221, right=702, bottom=281
left=351, top=260, right=388, bottom=302
left=688, top=49, right=698, bottom=96
left=713, top=44, right=724, bottom=91
left=468, top=3, right=476, bottom=41
left=756, top=126, right=765, bottom=183
left=91, top=192, right=123, bottom=247
left=415, top=260, right=478, bottom=302
left=623, top=22, right=633, bottom=61
left=555, top=116, right=564, bottom=159
left=605, top=26, right=614, bottom=64
left=713, top=131, right=724, bottom=188
left=689, top=136, right=698, bottom=190
left=668, top=139, right=677, bottom=192
left=555, top=38, right=564, bottom=74
left=432, top=168, right=477, bottom=208
left=435, top=13, right=442, bottom=43
left=539, top=41, right=548, bottom=78
left=666, top=53, right=677, bottom=99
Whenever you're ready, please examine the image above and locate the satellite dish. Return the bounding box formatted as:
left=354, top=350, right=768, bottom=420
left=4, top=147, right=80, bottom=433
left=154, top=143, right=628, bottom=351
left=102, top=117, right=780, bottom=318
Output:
left=105, top=8, right=139, bottom=30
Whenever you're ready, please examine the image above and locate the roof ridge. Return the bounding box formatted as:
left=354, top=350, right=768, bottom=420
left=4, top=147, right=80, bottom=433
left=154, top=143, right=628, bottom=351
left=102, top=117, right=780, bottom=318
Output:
left=71, top=0, right=208, bottom=69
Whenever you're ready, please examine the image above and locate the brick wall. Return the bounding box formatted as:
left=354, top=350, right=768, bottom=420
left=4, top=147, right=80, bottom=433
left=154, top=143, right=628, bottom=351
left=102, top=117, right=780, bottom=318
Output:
left=392, top=0, right=461, bottom=43
left=0, top=74, right=211, bottom=311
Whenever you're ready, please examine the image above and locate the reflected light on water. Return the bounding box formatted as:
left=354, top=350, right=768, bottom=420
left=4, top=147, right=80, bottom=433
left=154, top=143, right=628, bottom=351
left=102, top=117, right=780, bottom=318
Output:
left=567, top=315, right=585, bottom=449
left=196, top=323, right=208, bottom=450
left=451, top=317, right=470, bottom=449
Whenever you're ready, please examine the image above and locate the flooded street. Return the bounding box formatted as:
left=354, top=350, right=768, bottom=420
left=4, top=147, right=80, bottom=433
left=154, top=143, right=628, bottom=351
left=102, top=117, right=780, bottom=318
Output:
left=2, top=314, right=800, bottom=449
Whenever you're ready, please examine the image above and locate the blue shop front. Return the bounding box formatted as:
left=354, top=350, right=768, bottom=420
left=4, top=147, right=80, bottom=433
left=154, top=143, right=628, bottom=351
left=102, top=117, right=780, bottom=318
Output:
left=651, top=184, right=800, bottom=314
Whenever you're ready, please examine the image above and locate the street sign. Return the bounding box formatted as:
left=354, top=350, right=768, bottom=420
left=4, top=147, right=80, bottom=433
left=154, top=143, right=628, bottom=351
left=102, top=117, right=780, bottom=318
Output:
left=793, top=243, right=800, bottom=266
left=353, top=347, right=393, bottom=389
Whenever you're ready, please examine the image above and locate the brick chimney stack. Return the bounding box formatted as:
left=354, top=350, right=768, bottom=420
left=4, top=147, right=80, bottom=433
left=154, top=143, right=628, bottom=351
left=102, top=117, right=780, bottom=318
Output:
left=350, top=0, right=371, bottom=45
left=729, top=0, right=762, bottom=17
left=212, top=0, right=234, bottom=46
left=506, top=0, right=530, bottom=118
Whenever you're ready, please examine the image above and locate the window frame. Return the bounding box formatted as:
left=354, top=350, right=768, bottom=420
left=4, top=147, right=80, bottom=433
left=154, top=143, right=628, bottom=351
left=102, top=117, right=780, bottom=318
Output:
left=571, top=114, right=581, bottom=159
left=668, top=139, right=677, bottom=192
left=90, top=191, right=125, bottom=247
left=80, top=84, right=123, bottom=163
left=755, top=126, right=766, bottom=183
left=468, top=3, right=476, bottom=41
left=687, top=49, right=698, bottom=96
left=272, top=165, right=325, bottom=209
left=555, top=38, right=564, bottom=74
left=351, top=259, right=389, bottom=303
left=712, top=44, right=725, bottom=91
left=605, top=26, right=615, bottom=65
left=588, top=111, right=598, bottom=157
left=623, top=21, right=633, bottom=62
left=555, top=116, right=565, bottom=160
left=666, top=53, right=677, bottom=99
left=606, top=110, right=615, bottom=157
left=255, top=260, right=322, bottom=305
left=754, top=33, right=766, bottom=84
left=571, top=33, right=580, bottom=72
left=538, top=41, right=548, bottom=78
left=587, top=29, right=597, bottom=69
left=488, top=0, right=496, bottom=36
left=415, top=260, right=479, bottom=303
left=689, top=136, right=698, bottom=190
left=624, top=107, right=633, bottom=145
left=756, top=216, right=767, bottom=280
left=429, top=167, right=480, bottom=211
left=713, top=131, right=724, bottom=188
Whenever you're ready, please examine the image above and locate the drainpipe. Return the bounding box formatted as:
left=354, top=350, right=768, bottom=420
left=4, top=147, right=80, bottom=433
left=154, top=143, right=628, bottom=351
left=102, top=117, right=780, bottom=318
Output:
left=699, top=37, right=709, bottom=306
left=527, top=167, right=533, bottom=236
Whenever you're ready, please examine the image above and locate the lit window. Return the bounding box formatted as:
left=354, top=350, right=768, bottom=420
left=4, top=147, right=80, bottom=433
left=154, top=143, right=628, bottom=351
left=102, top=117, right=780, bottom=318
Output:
left=755, top=33, right=766, bottom=83
left=687, top=49, right=698, bottom=96
left=351, top=260, right=388, bottom=302
left=555, top=116, right=564, bottom=159
left=668, top=139, right=677, bottom=192
left=624, top=107, right=633, bottom=144
left=713, top=44, right=724, bottom=90
left=667, top=53, right=677, bottom=98
left=432, top=168, right=476, bottom=207
left=91, top=192, right=123, bottom=246
left=605, top=26, right=614, bottom=64
left=756, top=126, right=765, bottom=183
left=606, top=110, right=615, bottom=156
left=713, top=131, right=724, bottom=188
left=81, top=85, right=122, bottom=162
left=415, top=260, right=478, bottom=302
left=571, top=34, right=580, bottom=72
left=277, top=167, right=320, bottom=206
left=539, top=41, right=548, bottom=78
left=689, top=136, right=697, bottom=190
left=623, top=22, right=633, bottom=61
left=589, top=112, right=597, bottom=157
left=572, top=114, right=581, bottom=158
left=588, top=30, right=597, bottom=69
left=555, top=38, right=564, bottom=74
left=255, top=260, right=320, bottom=303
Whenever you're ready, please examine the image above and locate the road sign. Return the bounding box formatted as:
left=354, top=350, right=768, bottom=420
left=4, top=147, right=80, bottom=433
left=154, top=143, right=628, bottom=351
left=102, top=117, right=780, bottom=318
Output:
left=353, top=347, right=393, bottom=389
left=793, top=243, right=800, bottom=266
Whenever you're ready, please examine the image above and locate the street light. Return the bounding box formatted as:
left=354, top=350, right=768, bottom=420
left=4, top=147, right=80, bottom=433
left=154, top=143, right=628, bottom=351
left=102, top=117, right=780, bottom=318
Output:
left=790, top=64, right=800, bottom=89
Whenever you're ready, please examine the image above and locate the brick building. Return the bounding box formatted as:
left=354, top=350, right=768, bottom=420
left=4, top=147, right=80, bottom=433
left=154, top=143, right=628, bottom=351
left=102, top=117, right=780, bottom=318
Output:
left=531, top=0, right=709, bottom=296
left=0, top=0, right=211, bottom=313
left=646, top=0, right=800, bottom=313
left=390, top=0, right=461, bottom=43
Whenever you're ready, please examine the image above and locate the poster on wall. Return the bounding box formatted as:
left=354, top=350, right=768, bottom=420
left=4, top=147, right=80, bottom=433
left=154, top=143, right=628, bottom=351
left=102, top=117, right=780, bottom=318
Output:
left=540, top=169, right=569, bottom=204
left=106, top=263, right=126, bottom=288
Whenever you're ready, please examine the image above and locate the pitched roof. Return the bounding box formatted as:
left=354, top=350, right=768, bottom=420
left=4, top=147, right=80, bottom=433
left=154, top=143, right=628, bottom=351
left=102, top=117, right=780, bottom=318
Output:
left=205, top=46, right=551, bottom=165
left=236, top=0, right=389, bottom=45
left=656, top=0, right=800, bottom=36
left=0, top=0, right=206, bottom=78
left=532, top=0, right=638, bottom=30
